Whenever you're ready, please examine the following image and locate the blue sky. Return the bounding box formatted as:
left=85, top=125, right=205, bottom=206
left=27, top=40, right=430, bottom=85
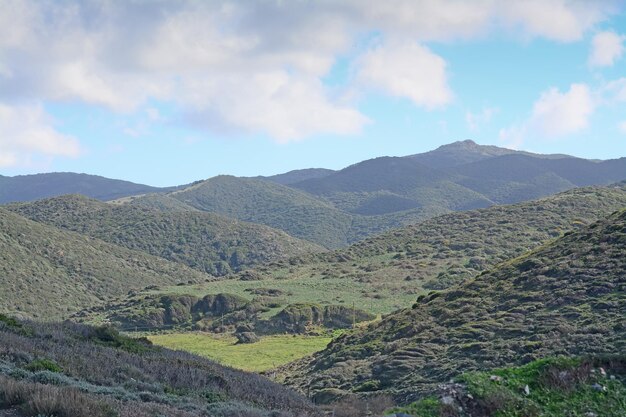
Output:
left=1, top=1, right=625, bottom=186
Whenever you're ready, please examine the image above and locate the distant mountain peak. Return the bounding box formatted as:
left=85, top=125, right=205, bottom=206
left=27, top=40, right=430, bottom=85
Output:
left=440, top=139, right=479, bottom=148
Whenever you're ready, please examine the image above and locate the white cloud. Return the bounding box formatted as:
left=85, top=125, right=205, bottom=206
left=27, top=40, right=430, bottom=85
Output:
left=589, top=31, right=625, bottom=67
left=497, top=0, right=611, bottom=42
left=619, top=120, right=626, bottom=134
left=499, top=83, right=595, bottom=148
left=0, top=0, right=618, bottom=142
left=355, top=40, right=452, bottom=108
left=529, top=83, right=594, bottom=136
left=180, top=71, right=368, bottom=141
left=601, top=78, right=626, bottom=103
left=466, top=107, right=498, bottom=131
left=0, top=103, right=81, bottom=167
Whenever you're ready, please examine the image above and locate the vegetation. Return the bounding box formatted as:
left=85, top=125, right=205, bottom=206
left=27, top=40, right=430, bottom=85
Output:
left=0, top=172, right=168, bottom=204
left=0, top=208, right=211, bottom=319
left=148, top=333, right=333, bottom=372
left=281, top=208, right=626, bottom=401
left=0, top=318, right=319, bottom=416
left=143, top=185, right=625, bottom=316
left=292, top=141, right=626, bottom=213
left=389, top=356, right=626, bottom=416
left=165, top=175, right=358, bottom=248
left=8, top=194, right=322, bottom=276
left=77, top=290, right=374, bottom=337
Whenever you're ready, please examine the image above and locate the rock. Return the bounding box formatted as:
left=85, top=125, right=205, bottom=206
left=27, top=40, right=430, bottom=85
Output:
left=235, top=332, right=260, bottom=344
left=591, top=383, right=607, bottom=392
left=441, top=396, right=455, bottom=405
left=599, top=367, right=607, bottom=377
left=523, top=384, right=530, bottom=396
left=394, top=414, right=412, bottom=417
left=610, top=375, right=616, bottom=380
left=585, top=413, right=597, bottom=417
left=490, top=375, right=502, bottom=382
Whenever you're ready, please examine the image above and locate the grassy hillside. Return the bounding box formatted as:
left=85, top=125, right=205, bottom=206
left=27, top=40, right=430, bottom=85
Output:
left=7, top=194, right=323, bottom=276
left=0, top=317, right=318, bottom=417
left=166, top=175, right=357, bottom=248
left=90, top=186, right=626, bottom=330
left=0, top=208, right=212, bottom=319
left=281, top=207, right=626, bottom=402
left=0, top=172, right=167, bottom=204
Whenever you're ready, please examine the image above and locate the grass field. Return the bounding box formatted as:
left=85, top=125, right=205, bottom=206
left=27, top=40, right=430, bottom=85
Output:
left=148, top=332, right=332, bottom=372
left=149, top=272, right=421, bottom=318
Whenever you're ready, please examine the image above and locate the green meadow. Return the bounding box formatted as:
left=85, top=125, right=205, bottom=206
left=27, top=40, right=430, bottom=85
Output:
left=148, top=333, right=332, bottom=372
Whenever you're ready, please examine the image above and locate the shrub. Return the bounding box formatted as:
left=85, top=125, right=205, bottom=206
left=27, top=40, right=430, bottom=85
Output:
left=25, top=359, right=62, bottom=373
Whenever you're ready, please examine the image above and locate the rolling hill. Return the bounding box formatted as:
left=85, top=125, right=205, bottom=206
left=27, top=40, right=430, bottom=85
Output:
left=0, top=172, right=170, bottom=203
left=281, top=207, right=626, bottom=403
left=0, top=207, right=212, bottom=319
left=7, top=194, right=323, bottom=276
left=3, top=141, right=624, bottom=251
left=230, top=184, right=626, bottom=303
left=164, top=175, right=357, bottom=248
left=91, top=185, right=626, bottom=330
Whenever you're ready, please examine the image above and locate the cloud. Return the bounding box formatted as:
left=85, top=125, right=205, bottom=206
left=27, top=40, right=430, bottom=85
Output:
left=601, top=78, right=626, bottom=103
left=589, top=31, right=625, bottom=67
left=355, top=40, right=452, bottom=108
left=0, top=103, right=81, bottom=167
left=0, top=0, right=618, bottom=142
left=499, top=83, right=594, bottom=147
left=466, top=107, right=498, bottom=131
left=619, top=121, right=626, bottom=134
left=180, top=71, right=368, bottom=141
left=530, top=83, right=594, bottom=136
left=497, top=0, right=612, bottom=42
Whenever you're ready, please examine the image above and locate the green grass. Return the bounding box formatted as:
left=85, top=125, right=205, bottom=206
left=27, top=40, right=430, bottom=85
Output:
left=391, top=357, right=626, bottom=417
left=148, top=332, right=332, bottom=372
left=150, top=276, right=418, bottom=317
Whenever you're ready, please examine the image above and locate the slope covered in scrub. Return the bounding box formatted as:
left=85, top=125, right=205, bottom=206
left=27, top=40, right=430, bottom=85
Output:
left=281, top=208, right=626, bottom=402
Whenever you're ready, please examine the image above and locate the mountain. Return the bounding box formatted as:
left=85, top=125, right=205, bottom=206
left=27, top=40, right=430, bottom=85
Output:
left=281, top=207, right=626, bottom=403
left=0, top=207, right=212, bottom=319
left=407, top=139, right=571, bottom=168
left=259, top=168, right=336, bottom=185
left=0, top=172, right=172, bottom=204
left=7, top=194, right=323, bottom=276
left=0, top=318, right=318, bottom=417
left=290, top=141, right=626, bottom=215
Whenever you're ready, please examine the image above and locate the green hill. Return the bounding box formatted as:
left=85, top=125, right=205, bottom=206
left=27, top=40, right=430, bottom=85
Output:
left=0, top=318, right=318, bottom=417
left=281, top=207, right=626, bottom=402
left=230, top=185, right=626, bottom=303
left=95, top=185, right=626, bottom=333
left=7, top=195, right=323, bottom=276
left=0, top=208, right=212, bottom=319
left=0, top=172, right=170, bottom=204
left=166, top=175, right=357, bottom=248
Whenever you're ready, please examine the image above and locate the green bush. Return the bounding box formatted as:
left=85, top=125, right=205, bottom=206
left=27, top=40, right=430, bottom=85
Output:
left=25, top=359, right=62, bottom=373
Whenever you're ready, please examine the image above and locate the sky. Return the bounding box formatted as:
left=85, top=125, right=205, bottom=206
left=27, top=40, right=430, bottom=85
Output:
left=1, top=0, right=626, bottom=186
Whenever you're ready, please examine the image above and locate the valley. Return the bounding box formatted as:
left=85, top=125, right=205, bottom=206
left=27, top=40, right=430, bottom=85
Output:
left=1, top=141, right=625, bottom=417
